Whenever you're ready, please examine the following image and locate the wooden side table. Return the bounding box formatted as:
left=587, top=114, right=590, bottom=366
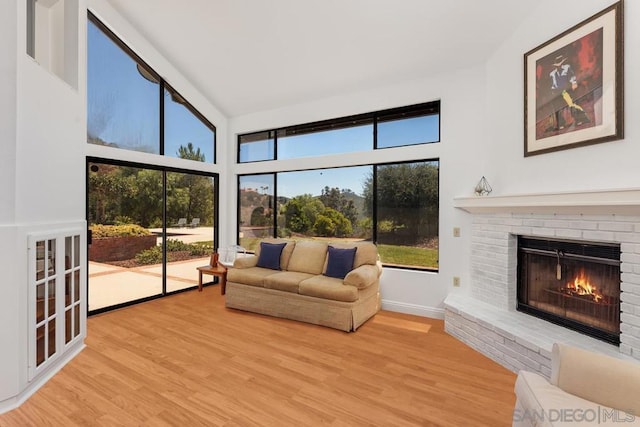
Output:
left=196, top=263, right=228, bottom=294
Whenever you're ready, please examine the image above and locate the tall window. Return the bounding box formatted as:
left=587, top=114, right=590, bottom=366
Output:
left=238, top=160, right=438, bottom=270
left=86, top=13, right=219, bottom=314
left=238, top=101, right=439, bottom=163
left=87, top=14, right=216, bottom=161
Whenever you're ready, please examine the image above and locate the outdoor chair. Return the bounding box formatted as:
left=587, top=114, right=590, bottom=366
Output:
left=189, top=218, right=200, bottom=228
left=174, top=218, right=187, bottom=228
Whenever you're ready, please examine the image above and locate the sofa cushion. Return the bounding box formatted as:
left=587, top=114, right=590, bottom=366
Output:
left=299, top=275, right=358, bottom=302
left=323, top=241, right=378, bottom=272
left=324, top=246, right=357, bottom=279
left=514, top=370, right=636, bottom=427
left=550, top=343, right=640, bottom=417
left=287, top=241, right=328, bottom=275
left=227, top=266, right=279, bottom=288
left=255, top=239, right=296, bottom=270
left=264, top=271, right=314, bottom=293
left=256, top=242, right=286, bottom=270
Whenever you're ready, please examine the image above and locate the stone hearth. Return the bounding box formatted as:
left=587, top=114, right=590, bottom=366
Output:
left=446, top=190, right=640, bottom=377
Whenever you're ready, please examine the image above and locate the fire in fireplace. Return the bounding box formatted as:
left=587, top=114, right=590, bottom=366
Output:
left=517, top=237, right=620, bottom=345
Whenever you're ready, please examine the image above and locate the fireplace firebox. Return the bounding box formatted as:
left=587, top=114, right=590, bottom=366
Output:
left=517, top=236, right=620, bottom=345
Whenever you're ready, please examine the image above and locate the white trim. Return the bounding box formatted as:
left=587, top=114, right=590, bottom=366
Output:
left=0, top=342, right=85, bottom=415
left=381, top=300, right=445, bottom=319
left=453, top=188, right=640, bottom=215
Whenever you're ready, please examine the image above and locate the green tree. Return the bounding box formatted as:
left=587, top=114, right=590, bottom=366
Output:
left=167, top=171, right=214, bottom=226
left=122, top=169, right=163, bottom=227
left=313, top=208, right=353, bottom=237
left=250, top=206, right=272, bottom=226
left=281, top=194, right=324, bottom=234
left=177, top=142, right=205, bottom=162
left=88, top=164, right=135, bottom=224
left=363, top=162, right=439, bottom=244
left=319, top=186, right=358, bottom=226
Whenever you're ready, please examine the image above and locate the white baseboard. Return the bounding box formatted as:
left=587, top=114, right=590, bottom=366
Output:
left=0, top=342, right=85, bottom=415
left=381, top=299, right=445, bottom=319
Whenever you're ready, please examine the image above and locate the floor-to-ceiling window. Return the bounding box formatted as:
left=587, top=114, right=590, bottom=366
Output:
left=87, top=13, right=218, bottom=313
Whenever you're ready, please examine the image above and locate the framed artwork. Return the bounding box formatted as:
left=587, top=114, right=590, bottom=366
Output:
left=524, top=1, right=623, bottom=156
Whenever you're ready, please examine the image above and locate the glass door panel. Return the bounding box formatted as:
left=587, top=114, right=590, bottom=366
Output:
left=166, top=172, right=216, bottom=292
left=34, top=238, right=57, bottom=368
left=88, top=162, right=163, bottom=311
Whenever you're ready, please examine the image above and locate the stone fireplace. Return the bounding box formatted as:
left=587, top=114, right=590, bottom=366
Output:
left=445, top=189, right=640, bottom=377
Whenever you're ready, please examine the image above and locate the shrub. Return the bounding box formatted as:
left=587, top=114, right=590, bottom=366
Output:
left=135, top=246, right=162, bottom=265
left=134, top=240, right=213, bottom=265
left=166, top=239, right=191, bottom=252
left=188, top=242, right=212, bottom=256
left=377, top=220, right=397, bottom=233
left=90, top=224, right=152, bottom=238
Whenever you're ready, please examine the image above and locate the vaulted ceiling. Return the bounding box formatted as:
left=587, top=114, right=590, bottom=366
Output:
left=106, top=0, right=536, bottom=118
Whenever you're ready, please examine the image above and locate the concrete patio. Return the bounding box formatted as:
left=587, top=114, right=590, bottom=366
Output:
left=88, top=256, right=216, bottom=311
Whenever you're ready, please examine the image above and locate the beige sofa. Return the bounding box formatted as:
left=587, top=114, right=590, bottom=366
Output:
left=513, top=343, right=640, bottom=426
left=225, top=239, right=382, bottom=332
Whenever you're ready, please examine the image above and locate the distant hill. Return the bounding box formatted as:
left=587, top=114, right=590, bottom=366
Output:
left=239, top=189, right=368, bottom=222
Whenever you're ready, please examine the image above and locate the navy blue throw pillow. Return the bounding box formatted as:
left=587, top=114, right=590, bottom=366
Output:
left=256, top=242, right=286, bottom=270
left=324, top=246, right=357, bottom=279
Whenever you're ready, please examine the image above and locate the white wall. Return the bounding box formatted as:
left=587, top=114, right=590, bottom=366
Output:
left=0, top=1, right=17, bottom=224
left=484, top=0, right=638, bottom=195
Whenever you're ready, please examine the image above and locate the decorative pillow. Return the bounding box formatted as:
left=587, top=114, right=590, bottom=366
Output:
left=324, top=246, right=357, bottom=279
left=256, top=242, right=286, bottom=270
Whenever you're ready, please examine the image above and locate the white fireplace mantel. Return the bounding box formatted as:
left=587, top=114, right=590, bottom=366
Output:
left=453, top=188, right=640, bottom=215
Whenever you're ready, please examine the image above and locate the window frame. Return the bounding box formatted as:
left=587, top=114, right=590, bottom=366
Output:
left=237, top=101, right=440, bottom=163
left=86, top=156, right=220, bottom=315
left=237, top=158, right=439, bottom=272
left=87, top=12, right=217, bottom=163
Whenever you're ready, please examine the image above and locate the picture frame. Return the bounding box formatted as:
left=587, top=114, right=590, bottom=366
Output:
left=524, top=1, right=623, bottom=157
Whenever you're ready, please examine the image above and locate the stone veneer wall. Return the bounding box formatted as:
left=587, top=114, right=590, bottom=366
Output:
left=444, top=212, right=640, bottom=375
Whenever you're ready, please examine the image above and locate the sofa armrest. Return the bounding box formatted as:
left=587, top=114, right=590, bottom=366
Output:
left=233, top=255, right=258, bottom=269
left=551, top=343, right=640, bottom=416
left=343, top=263, right=381, bottom=289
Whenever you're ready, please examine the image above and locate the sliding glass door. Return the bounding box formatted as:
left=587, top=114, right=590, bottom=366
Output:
left=87, top=160, right=217, bottom=313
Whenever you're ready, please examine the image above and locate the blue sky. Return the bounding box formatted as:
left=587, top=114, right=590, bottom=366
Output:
left=240, top=115, right=439, bottom=163
left=240, top=166, right=371, bottom=198
left=87, top=20, right=214, bottom=161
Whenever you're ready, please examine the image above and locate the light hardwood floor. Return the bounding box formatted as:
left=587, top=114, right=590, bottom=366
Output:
left=0, top=287, right=516, bottom=426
